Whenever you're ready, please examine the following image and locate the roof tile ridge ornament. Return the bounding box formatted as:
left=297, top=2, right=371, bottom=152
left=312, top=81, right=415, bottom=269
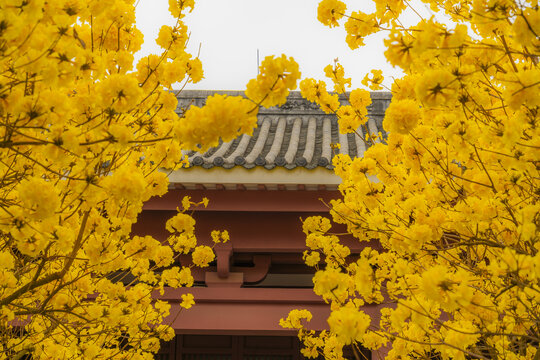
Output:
left=187, top=146, right=205, bottom=165
left=355, top=125, right=366, bottom=157
left=264, top=117, right=286, bottom=165
left=319, top=117, right=332, bottom=167
left=283, top=117, right=302, bottom=166
left=191, top=153, right=204, bottom=166
left=263, top=93, right=322, bottom=114
left=226, top=134, right=251, bottom=166
left=296, top=116, right=317, bottom=166
left=244, top=117, right=270, bottom=165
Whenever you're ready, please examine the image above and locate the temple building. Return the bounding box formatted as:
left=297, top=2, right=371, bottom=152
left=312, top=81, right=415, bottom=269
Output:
left=133, top=90, right=391, bottom=360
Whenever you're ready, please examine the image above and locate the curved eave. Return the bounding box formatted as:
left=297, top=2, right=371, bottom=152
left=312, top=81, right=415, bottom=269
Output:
left=165, top=166, right=342, bottom=191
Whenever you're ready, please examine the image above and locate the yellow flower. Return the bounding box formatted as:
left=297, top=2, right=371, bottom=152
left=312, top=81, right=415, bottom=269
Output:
left=98, top=74, right=143, bottom=112
left=0, top=251, right=14, bottom=270
left=327, top=304, right=370, bottom=345
left=180, top=293, right=195, bottom=309
left=374, top=0, right=407, bottom=20
left=299, top=79, right=341, bottom=114
left=391, top=75, right=418, bottom=100
left=166, top=213, right=196, bottom=234
left=181, top=196, right=192, bottom=211
left=155, top=300, right=171, bottom=316
left=168, top=0, right=195, bottom=18
left=153, top=245, right=174, bottom=268
left=246, top=54, right=300, bottom=108
left=513, top=9, right=540, bottom=47
left=162, top=267, right=183, bottom=288
left=108, top=123, right=133, bottom=146
left=186, top=58, right=204, bottom=83
left=344, top=11, right=379, bottom=50
left=103, top=166, right=147, bottom=202
left=414, top=69, right=457, bottom=107
left=317, top=0, right=347, bottom=27
left=302, top=216, right=332, bottom=234
left=280, top=309, right=313, bottom=329
left=156, top=24, right=188, bottom=50
left=337, top=105, right=362, bottom=133
left=176, top=94, right=258, bottom=152
left=201, top=197, right=209, bottom=207
left=349, top=88, right=371, bottom=114
left=192, top=245, right=215, bottom=267
left=211, top=230, right=221, bottom=244
left=16, top=177, right=60, bottom=220
left=221, top=230, right=230, bottom=243
left=324, top=62, right=351, bottom=93
left=384, top=30, right=414, bottom=68
left=313, top=268, right=350, bottom=302
left=300, top=78, right=325, bottom=102
left=503, top=69, right=540, bottom=110
left=383, top=99, right=421, bottom=134
left=361, top=69, right=384, bottom=90
left=179, top=267, right=194, bottom=285
left=303, top=251, right=321, bottom=267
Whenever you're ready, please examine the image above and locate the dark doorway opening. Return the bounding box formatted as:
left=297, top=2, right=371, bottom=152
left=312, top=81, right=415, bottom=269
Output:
left=157, top=334, right=370, bottom=360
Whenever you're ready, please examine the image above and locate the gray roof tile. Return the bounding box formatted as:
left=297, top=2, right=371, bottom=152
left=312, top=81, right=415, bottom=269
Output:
left=175, top=91, right=391, bottom=170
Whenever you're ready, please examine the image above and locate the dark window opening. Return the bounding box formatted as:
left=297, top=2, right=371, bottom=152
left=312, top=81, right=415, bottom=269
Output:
left=157, top=335, right=370, bottom=360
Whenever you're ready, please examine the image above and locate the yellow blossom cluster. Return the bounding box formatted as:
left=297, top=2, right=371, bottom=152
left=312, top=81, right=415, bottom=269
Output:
left=180, top=293, right=195, bottom=309
left=300, top=78, right=341, bottom=114
left=301, top=66, right=372, bottom=136
left=211, top=230, right=230, bottom=244
left=344, top=11, right=380, bottom=49
left=280, top=309, right=313, bottom=330
left=245, top=54, right=301, bottom=108
left=176, top=94, right=258, bottom=152
left=324, top=62, right=352, bottom=93
left=288, top=0, right=540, bottom=359
left=361, top=69, right=384, bottom=90
left=0, top=0, right=301, bottom=357
left=317, top=0, right=347, bottom=27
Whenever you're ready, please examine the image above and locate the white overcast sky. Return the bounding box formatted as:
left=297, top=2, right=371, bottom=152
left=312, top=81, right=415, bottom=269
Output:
left=135, top=1, right=419, bottom=91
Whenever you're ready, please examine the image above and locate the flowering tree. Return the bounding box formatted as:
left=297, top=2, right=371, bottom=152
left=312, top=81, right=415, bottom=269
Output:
left=281, top=0, right=540, bottom=359
left=0, top=0, right=299, bottom=358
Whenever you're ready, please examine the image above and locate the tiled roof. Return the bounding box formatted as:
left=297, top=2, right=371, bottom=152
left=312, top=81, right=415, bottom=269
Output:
left=176, top=91, right=391, bottom=170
